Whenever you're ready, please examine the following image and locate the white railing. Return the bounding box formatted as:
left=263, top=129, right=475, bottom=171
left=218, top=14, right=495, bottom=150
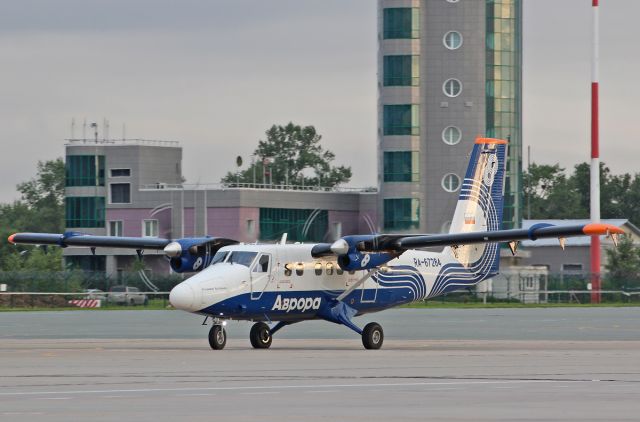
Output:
left=66, top=138, right=179, bottom=147
left=140, top=182, right=378, bottom=193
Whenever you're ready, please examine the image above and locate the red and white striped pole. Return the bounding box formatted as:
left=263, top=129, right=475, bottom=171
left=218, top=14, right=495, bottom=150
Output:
left=590, top=0, right=601, bottom=303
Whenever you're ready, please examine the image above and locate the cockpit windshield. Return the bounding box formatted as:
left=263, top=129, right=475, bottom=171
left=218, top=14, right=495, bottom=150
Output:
left=227, top=251, right=258, bottom=268
left=208, top=251, right=229, bottom=267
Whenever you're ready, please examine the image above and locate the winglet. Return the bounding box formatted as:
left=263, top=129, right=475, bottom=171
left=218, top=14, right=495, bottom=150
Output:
left=582, top=223, right=625, bottom=236
left=475, top=137, right=508, bottom=145
left=8, top=234, right=16, bottom=244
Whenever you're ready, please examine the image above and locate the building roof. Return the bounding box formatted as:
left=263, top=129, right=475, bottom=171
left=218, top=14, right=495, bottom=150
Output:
left=521, top=219, right=639, bottom=247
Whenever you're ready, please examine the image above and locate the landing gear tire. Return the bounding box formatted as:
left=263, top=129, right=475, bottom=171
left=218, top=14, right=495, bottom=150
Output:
left=362, top=322, right=384, bottom=350
left=208, top=325, right=227, bottom=350
left=250, top=322, right=272, bottom=349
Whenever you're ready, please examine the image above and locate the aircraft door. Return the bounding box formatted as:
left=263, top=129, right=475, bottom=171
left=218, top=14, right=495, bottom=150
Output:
left=360, top=271, right=378, bottom=303
left=250, top=253, right=272, bottom=300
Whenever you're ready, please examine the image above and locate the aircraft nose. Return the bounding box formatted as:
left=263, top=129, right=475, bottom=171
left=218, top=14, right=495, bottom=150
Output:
left=170, top=283, right=195, bottom=311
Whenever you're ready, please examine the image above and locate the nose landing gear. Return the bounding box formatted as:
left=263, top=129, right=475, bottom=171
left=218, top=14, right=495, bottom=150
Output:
left=208, top=322, right=227, bottom=350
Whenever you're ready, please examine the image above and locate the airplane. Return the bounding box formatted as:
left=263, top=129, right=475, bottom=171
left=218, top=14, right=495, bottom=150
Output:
left=8, top=137, right=624, bottom=350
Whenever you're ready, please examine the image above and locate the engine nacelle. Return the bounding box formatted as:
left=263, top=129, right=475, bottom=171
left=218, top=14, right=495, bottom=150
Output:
left=333, top=235, right=396, bottom=272
left=165, top=237, right=238, bottom=273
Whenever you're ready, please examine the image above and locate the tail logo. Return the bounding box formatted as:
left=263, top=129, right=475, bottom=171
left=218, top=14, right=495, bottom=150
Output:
left=483, top=153, right=498, bottom=187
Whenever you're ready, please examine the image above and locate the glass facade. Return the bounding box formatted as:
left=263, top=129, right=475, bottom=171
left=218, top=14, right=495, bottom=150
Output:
left=383, top=198, right=420, bottom=231
left=65, top=196, right=105, bottom=228
left=383, top=8, right=419, bottom=39
left=383, top=105, right=419, bottom=136
left=383, top=55, right=419, bottom=86
left=259, top=208, right=328, bottom=242
left=383, top=151, right=419, bottom=182
left=486, top=0, right=522, bottom=229
left=66, top=155, right=105, bottom=187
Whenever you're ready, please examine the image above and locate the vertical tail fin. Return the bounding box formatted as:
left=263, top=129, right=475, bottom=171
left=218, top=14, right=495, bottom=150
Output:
left=445, top=137, right=508, bottom=275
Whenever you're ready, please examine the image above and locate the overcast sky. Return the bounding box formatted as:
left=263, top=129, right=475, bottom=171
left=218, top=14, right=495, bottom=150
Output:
left=1, top=0, right=638, bottom=203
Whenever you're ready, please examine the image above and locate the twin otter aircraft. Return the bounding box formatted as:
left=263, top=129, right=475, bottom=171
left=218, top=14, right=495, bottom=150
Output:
left=9, top=138, right=623, bottom=350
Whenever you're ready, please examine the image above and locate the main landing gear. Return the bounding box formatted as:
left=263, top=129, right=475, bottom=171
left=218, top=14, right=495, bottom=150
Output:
left=249, top=322, right=272, bottom=349
left=361, top=322, right=384, bottom=350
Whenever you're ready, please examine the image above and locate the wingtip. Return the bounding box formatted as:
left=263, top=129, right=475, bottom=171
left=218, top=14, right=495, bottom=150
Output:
left=582, top=223, right=625, bottom=236
left=8, top=234, right=16, bottom=244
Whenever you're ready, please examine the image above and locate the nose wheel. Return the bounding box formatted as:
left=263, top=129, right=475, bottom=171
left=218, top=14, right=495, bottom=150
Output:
left=250, top=322, right=272, bottom=349
left=208, top=324, right=227, bottom=350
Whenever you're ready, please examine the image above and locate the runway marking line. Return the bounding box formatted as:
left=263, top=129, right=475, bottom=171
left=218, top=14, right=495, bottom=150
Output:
left=0, top=380, right=561, bottom=397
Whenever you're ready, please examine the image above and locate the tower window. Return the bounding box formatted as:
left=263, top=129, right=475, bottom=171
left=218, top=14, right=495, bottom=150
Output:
left=443, top=79, right=462, bottom=97
left=442, top=126, right=462, bottom=145
left=443, top=31, right=463, bottom=50
left=442, top=173, right=461, bottom=192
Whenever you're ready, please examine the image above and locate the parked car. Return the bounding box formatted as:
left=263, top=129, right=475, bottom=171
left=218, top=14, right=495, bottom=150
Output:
left=85, top=289, right=107, bottom=301
left=108, top=286, right=148, bottom=306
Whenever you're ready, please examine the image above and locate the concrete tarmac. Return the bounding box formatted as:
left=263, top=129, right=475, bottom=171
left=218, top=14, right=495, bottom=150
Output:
left=1, top=308, right=640, bottom=421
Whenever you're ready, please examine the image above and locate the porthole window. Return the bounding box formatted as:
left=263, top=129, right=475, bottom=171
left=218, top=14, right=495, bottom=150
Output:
left=442, top=126, right=462, bottom=145
left=442, top=173, right=461, bottom=192
left=326, top=262, right=334, bottom=275
left=443, top=78, right=462, bottom=97
left=336, top=267, right=344, bottom=275
left=284, top=263, right=292, bottom=277
left=295, top=262, right=304, bottom=276
left=314, top=262, right=322, bottom=276
left=443, top=31, right=463, bottom=50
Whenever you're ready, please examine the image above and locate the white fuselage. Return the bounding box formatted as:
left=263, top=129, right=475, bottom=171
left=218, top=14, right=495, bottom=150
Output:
left=168, top=243, right=485, bottom=322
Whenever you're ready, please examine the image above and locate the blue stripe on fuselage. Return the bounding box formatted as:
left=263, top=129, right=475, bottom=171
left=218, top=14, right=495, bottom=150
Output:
left=197, top=287, right=417, bottom=321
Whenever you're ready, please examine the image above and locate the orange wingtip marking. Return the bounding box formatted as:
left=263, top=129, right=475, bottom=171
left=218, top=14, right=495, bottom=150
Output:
left=583, top=223, right=625, bottom=235
left=8, top=234, right=16, bottom=244
left=475, top=137, right=508, bottom=145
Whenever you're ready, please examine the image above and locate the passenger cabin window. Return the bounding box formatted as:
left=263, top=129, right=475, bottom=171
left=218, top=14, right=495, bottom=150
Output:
left=295, top=262, right=304, bottom=276
left=227, top=251, right=257, bottom=268
left=336, top=266, right=344, bottom=275
left=326, top=262, right=334, bottom=275
left=284, top=263, right=293, bottom=277
left=253, top=254, right=270, bottom=273
left=314, top=262, right=322, bottom=276
left=209, top=251, right=228, bottom=267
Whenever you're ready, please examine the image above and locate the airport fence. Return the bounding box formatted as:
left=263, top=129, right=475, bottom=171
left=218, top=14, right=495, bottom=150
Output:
left=429, top=272, right=640, bottom=305
left=0, top=270, right=179, bottom=309
left=1, top=271, right=640, bottom=309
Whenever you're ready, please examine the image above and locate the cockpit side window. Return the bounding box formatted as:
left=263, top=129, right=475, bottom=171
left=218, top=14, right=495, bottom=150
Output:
left=227, top=251, right=258, bottom=268
left=253, top=254, right=270, bottom=273
left=209, top=251, right=229, bottom=267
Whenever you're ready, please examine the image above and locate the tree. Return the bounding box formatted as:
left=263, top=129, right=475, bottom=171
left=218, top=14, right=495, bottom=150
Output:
left=605, top=235, right=640, bottom=289
left=222, top=123, right=352, bottom=188
left=0, top=158, right=65, bottom=271
left=524, top=161, right=640, bottom=227
left=16, top=158, right=65, bottom=233
left=523, top=163, right=586, bottom=219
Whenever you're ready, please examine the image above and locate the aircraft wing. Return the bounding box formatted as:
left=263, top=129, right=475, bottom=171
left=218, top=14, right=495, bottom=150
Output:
left=8, top=232, right=171, bottom=250
left=358, top=223, right=624, bottom=252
